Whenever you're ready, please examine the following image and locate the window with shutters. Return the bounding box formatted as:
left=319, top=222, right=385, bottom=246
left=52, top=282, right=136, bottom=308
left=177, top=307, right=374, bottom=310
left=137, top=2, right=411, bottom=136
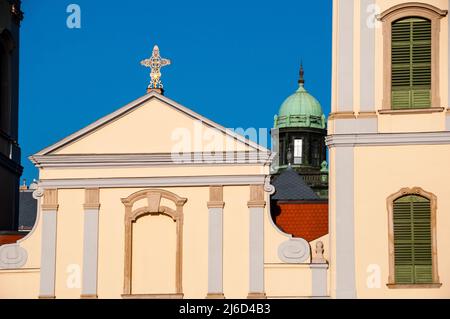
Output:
left=379, top=3, right=448, bottom=111
left=387, top=188, right=441, bottom=289
left=393, top=195, right=432, bottom=284
left=391, top=18, right=431, bottom=109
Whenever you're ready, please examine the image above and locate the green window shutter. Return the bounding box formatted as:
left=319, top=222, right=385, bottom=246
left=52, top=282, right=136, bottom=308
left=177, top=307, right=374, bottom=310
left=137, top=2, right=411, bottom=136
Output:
left=392, top=18, right=431, bottom=109
left=393, top=195, right=433, bottom=284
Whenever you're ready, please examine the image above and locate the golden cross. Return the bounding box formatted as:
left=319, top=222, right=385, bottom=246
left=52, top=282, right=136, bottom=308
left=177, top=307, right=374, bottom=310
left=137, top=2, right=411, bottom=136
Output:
left=141, top=45, right=171, bottom=89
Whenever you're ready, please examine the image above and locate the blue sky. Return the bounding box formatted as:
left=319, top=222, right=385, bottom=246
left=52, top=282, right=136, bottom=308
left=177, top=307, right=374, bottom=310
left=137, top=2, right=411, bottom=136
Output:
left=19, top=0, right=332, bottom=182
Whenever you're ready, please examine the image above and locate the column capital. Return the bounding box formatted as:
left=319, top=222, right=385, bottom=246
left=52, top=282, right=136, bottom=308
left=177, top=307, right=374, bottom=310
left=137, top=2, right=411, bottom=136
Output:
left=207, top=202, right=225, bottom=209
left=84, top=188, right=100, bottom=210
left=41, top=204, right=59, bottom=211
left=208, top=186, right=224, bottom=208
left=247, top=185, right=265, bottom=208
left=83, top=204, right=101, bottom=210
left=247, top=201, right=266, bottom=208
left=42, top=189, right=58, bottom=211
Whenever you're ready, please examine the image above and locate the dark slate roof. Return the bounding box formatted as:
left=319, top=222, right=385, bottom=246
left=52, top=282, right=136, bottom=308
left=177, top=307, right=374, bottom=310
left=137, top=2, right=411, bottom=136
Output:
left=18, top=191, right=37, bottom=229
left=271, top=167, right=319, bottom=201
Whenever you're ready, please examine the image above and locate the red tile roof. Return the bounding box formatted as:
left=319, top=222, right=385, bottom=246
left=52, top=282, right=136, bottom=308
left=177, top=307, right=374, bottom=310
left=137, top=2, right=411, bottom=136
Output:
left=0, top=233, right=26, bottom=246
left=274, top=202, right=328, bottom=242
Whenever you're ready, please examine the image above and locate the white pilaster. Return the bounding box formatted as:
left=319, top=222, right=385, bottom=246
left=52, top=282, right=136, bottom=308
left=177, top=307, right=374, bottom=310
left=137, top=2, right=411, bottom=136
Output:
left=206, top=186, right=225, bottom=299
left=311, top=264, right=329, bottom=298
left=39, top=189, right=58, bottom=299
left=337, top=0, right=355, bottom=112
left=334, top=147, right=356, bottom=298
left=360, top=0, right=376, bottom=113
left=81, top=188, right=100, bottom=298
left=247, top=185, right=266, bottom=299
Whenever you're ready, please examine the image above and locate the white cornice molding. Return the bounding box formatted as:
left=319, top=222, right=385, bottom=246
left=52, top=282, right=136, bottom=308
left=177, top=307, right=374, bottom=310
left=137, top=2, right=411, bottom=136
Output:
left=37, top=175, right=267, bottom=189
left=326, top=132, right=450, bottom=148
left=34, top=92, right=270, bottom=156
left=29, top=152, right=273, bottom=168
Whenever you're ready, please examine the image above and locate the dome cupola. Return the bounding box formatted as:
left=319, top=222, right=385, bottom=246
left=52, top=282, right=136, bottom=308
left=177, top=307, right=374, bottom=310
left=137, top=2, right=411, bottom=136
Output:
left=274, top=66, right=326, bottom=129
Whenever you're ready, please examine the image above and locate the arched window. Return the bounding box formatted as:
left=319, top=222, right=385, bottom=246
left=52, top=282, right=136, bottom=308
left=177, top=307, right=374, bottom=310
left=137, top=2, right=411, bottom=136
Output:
left=391, top=17, right=431, bottom=109
left=378, top=3, right=448, bottom=110
left=387, top=188, right=441, bottom=288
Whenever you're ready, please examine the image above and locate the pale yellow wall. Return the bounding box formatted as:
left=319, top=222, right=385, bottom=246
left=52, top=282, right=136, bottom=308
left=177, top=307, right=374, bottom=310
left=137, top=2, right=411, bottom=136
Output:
left=222, top=186, right=249, bottom=298
left=53, top=98, right=252, bottom=155
left=96, top=188, right=125, bottom=299
left=265, top=265, right=312, bottom=298
left=54, top=189, right=84, bottom=299
left=354, top=145, right=450, bottom=298
left=132, top=214, right=177, bottom=294
left=0, top=271, right=40, bottom=299
left=378, top=112, right=446, bottom=133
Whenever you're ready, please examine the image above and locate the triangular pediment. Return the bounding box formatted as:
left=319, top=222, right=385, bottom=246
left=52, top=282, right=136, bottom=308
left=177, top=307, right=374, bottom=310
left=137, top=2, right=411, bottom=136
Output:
left=34, top=92, right=268, bottom=156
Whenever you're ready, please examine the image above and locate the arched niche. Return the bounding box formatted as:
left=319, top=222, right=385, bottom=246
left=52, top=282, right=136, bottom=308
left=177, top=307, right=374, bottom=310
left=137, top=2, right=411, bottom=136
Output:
left=121, top=189, right=187, bottom=298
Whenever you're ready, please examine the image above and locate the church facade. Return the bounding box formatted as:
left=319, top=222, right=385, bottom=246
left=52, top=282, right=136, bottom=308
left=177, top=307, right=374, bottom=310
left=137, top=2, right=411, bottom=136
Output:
left=0, top=88, right=328, bottom=299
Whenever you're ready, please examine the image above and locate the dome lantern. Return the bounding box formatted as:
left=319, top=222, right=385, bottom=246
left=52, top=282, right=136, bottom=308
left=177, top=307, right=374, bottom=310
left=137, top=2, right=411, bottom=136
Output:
left=274, top=66, right=326, bottom=130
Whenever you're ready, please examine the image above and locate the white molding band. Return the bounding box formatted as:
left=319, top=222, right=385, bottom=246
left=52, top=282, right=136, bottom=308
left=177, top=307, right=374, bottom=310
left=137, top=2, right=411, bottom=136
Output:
left=326, top=131, right=450, bottom=148
left=333, top=118, right=378, bottom=135
left=337, top=0, right=354, bottom=112
left=39, top=210, right=58, bottom=298
left=30, top=152, right=273, bottom=169
left=207, top=207, right=224, bottom=298
left=38, top=175, right=267, bottom=189
left=81, top=208, right=100, bottom=298
left=334, top=147, right=356, bottom=299
left=248, top=207, right=265, bottom=297
left=311, top=264, right=329, bottom=298
left=360, top=0, right=376, bottom=112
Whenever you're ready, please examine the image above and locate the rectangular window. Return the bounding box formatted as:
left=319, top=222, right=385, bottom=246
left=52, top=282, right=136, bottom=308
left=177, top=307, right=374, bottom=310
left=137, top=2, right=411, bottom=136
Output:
left=393, top=195, right=433, bottom=284
left=391, top=18, right=431, bottom=109
left=294, top=139, right=302, bottom=164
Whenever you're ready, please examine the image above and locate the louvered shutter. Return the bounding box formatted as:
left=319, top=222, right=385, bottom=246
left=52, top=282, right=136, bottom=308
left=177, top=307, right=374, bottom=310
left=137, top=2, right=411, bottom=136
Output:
left=393, top=195, right=433, bottom=284
left=391, top=18, right=431, bottom=109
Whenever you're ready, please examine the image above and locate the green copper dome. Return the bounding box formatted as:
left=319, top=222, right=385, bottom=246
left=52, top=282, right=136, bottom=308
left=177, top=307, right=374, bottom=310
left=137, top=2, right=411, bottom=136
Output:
left=274, top=67, right=326, bottom=129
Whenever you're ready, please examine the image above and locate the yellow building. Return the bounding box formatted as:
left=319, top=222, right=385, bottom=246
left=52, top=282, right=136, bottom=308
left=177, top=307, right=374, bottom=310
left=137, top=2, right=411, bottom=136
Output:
left=328, top=0, right=450, bottom=298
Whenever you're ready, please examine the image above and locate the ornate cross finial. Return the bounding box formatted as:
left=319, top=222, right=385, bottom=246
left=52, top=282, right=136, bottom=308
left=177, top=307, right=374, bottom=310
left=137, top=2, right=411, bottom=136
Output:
left=141, top=45, right=171, bottom=93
